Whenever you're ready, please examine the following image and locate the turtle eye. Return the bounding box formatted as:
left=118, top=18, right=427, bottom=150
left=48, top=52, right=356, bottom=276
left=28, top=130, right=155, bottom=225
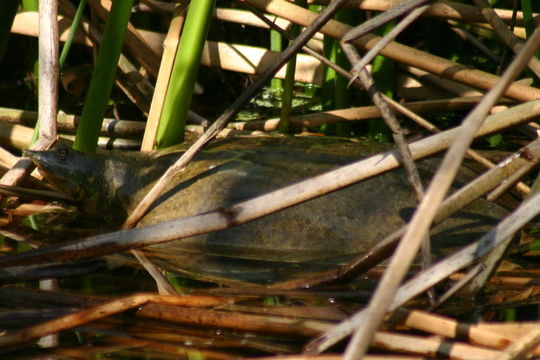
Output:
left=58, top=148, right=67, bottom=157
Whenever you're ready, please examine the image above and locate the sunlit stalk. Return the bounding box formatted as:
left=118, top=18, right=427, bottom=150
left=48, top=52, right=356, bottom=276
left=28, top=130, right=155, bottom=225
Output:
left=270, top=29, right=283, bottom=89
left=73, top=0, right=133, bottom=152
left=156, top=0, right=215, bottom=148
left=278, top=56, right=296, bottom=134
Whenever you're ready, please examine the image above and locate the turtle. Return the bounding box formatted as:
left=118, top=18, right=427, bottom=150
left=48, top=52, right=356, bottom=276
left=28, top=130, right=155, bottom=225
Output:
left=24, top=136, right=507, bottom=283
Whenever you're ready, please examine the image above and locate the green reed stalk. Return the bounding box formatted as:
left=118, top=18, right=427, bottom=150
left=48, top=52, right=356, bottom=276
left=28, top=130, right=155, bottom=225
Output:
left=322, top=35, right=336, bottom=109
left=59, top=0, right=86, bottom=68
left=520, top=0, right=535, bottom=38
left=320, top=9, right=352, bottom=136
left=270, top=29, right=283, bottom=89
left=155, top=0, right=215, bottom=148
left=333, top=9, right=352, bottom=136
left=73, top=0, right=133, bottom=152
left=279, top=1, right=304, bottom=134
left=278, top=55, right=296, bottom=134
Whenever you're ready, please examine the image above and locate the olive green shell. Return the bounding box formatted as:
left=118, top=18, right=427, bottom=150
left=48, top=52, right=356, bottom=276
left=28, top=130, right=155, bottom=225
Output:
left=126, top=137, right=507, bottom=282
left=29, top=136, right=507, bottom=283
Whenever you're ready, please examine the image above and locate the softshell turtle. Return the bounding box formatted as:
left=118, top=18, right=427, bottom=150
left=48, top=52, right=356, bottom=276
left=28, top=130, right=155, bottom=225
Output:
left=25, top=136, right=507, bottom=283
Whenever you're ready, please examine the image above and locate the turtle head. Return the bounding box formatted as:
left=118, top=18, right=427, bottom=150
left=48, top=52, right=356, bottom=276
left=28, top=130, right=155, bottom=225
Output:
left=24, top=143, right=107, bottom=204
left=24, top=144, right=140, bottom=224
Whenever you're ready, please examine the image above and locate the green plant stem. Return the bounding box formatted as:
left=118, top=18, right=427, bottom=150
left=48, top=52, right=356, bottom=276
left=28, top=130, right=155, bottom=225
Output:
left=321, top=9, right=352, bottom=136
left=322, top=35, right=336, bottom=111
left=319, top=34, right=337, bottom=134
left=279, top=1, right=304, bottom=134
left=278, top=54, right=297, bottom=133
left=270, top=29, right=283, bottom=89
left=59, top=0, right=86, bottom=68
left=74, top=0, right=133, bottom=152
left=520, top=0, right=534, bottom=38
left=520, top=0, right=539, bottom=68
left=333, top=9, right=352, bottom=136
left=156, top=0, right=215, bottom=148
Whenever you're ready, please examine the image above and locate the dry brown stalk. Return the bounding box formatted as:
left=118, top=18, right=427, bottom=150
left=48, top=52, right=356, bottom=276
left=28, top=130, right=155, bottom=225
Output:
left=132, top=0, right=540, bottom=27
left=137, top=304, right=333, bottom=337
left=228, top=97, right=484, bottom=131
left=37, top=0, right=58, bottom=143
left=373, top=331, right=501, bottom=359
left=0, top=107, right=145, bottom=138
left=403, top=65, right=486, bottom=98
left=139, top=0, right=177, bottom=15
left=467, top=21, right=528, bottom=40
left=200, top=41, right=323, bottom=83
left=391, top=308, right=513, bottom=349
left=4, top=203, right=67, bottom=217
left=0, top=1, right=58, bottom=188
left=0, top=293, right=233, bottom=348
left=494, top=326, right=540, bottom=360
left=10, top=12, right=92, bottom=45
left=313, top=0, right=535, bottom=25
left=0, top=122, right=37, bottom=150
left=0, top=145, right=33, bottom=175
left=0, top=294, right=158, bottom=348
left=475, top=322, right=540, bottom=345
left=215, top=8, right=292, bottom=31
left=142, top=3, right=188, bottom=150
left=452, top=273, right=540, bottom=287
